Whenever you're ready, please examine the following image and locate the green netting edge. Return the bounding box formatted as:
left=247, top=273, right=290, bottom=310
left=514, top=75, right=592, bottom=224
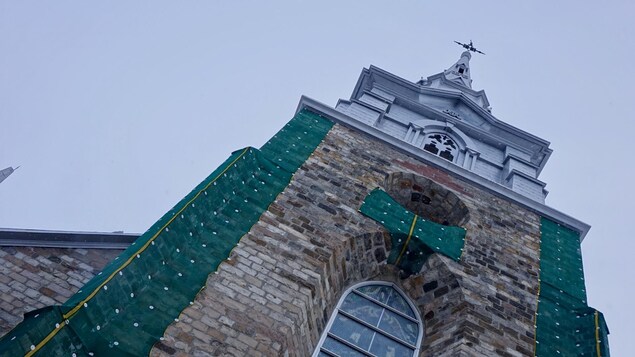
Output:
left=359, top=189, right=466, bottom=275
left=0, top=109, right=333, bottom=356
left=535, top=217, right=610, bottom=357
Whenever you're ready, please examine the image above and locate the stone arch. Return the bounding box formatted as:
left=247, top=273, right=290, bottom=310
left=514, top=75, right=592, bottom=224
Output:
left=315, top=231, right=399, bottom=334
left=384, top=172, right=470, bottom=226
left=330, top=231, right=394, bottom=297
left=313, top=281, right=424, bottom=356
left=313, top=230, right=469, bottom=356
left=401, top=253, right=469, bottom=355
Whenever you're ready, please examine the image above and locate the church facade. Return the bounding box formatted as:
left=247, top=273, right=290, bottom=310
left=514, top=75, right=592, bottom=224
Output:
left=0, top=51, right=609, bottom=356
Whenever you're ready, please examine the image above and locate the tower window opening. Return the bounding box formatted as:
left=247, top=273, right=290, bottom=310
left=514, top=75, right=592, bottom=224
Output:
left=458, top=68, right=464, bottom=74
left=384, top=172, right=470, bottom=227
left=422, top=134, right=458, bottom=162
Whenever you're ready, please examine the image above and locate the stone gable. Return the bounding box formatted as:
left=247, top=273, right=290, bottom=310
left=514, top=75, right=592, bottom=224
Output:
left=152, top=123, right=542, bottom=356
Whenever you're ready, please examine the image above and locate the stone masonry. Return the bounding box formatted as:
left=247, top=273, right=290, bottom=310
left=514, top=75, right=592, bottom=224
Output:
left=0, top=246, right=123, bottom=336
left=151, top=121, right=542, bottom=356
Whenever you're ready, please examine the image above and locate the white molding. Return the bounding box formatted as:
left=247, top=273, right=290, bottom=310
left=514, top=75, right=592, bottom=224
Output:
left=350, top=66, right=553, bottom=174
left=296, top=96, right=591, bottom=241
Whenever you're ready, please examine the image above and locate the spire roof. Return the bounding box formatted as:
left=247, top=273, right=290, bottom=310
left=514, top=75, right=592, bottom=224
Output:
left=443, top=51, right=473, bottom=88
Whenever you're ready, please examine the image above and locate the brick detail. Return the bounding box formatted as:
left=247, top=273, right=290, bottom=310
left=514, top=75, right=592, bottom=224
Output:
left=151, top=123, right=542, bottom=356
left=0, top=247, right=123, bottom=336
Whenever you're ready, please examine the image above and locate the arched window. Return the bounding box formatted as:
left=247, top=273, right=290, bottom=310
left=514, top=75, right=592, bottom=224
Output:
left=314, top=282, right=423, bottom=357
left=422, top=133, right=458, bottom=162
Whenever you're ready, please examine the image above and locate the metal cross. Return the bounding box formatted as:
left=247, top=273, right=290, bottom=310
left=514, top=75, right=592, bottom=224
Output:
left=454, top=40, right=485, bottom=55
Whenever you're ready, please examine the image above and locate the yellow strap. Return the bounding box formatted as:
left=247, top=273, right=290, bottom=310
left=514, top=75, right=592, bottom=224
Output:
left=27, top=147, right=251, bottom=356
left=25, top=321, right=66, bottom=357
left=395, top=214, right=418, bottom=265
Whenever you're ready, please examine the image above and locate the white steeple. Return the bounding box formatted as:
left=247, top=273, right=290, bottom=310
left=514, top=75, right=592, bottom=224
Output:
left=333, top=46, right=555, bottom=204
left=443, top=51, right=472, bottom=88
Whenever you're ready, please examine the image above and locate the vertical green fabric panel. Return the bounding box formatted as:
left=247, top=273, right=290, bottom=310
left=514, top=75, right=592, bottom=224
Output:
left=359, top=189, right=466, bottom=274
left=539, top=218, right=587, bottom=303
left=0, top=109, right=333, bottom=356
left=536, top=217, right=610, bottom=356
left=596, top=311, right=610, bottom=356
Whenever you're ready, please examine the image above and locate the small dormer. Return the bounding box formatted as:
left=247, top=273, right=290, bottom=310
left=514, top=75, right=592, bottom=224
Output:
left=443, top=51, right=473, bottom=88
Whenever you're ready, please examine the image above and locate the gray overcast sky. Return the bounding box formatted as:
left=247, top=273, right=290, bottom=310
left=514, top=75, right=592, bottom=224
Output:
left=1, top=1, right=632, bottom=354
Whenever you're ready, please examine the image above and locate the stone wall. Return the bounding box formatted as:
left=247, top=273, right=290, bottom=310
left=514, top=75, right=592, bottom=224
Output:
left=152, top=122, right=542, bottom=356
left=0, top=246, right=123, bottom=335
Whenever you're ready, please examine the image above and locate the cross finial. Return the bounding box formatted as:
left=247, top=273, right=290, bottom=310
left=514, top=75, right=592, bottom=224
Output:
left=454, top=40, right=485, bottom=55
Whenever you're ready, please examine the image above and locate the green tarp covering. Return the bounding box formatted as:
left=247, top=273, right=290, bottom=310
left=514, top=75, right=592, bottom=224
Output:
left=359, top=189, right=466, bottom=275
left=0, top=109, right=333, bottom=356
left=535, top=218, right=610, bottom=356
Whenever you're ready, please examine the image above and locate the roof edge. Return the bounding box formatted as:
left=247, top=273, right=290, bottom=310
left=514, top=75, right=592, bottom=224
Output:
left=0, top=228, right=139, bottom=249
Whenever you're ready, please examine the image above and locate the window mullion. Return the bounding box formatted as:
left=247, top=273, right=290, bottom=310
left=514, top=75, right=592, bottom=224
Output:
left=338, top=309, right=381, bottom=332
left=325, top=332, right=376, bottom=357
left=367, top=306, right=386, bottom=352
left=337, top=310, right=417, bottom=350
left=371, top=325, right=418, bottom=349
left=353, top=290, right=418, bottom=323
left=368, top=332, right=377, bottom=356
left=318, top=348, right=338, bottom=357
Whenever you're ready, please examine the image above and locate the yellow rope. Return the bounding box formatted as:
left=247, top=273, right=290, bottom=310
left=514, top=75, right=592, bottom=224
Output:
left=24, top=321, right=66, bottom=357
left=27, top=147, right=251, bottom=356
left=395, top=215, right=418, bottom=265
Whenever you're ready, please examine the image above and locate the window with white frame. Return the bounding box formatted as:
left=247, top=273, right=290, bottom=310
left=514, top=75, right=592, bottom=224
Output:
left=422, top=133, right=458, bottom=162
left=314, top=282, right=423, bottom=357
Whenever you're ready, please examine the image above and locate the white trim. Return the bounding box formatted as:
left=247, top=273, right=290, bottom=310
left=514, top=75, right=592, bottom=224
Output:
left=350, top=66, right=553, bottom=175
left=405, top=126, right=414, bottom=142
left=312, top=281, right=423, bottom=357
left=295, top=96, right=591, bottom=241
left=412, top=128, right=421, bottom=146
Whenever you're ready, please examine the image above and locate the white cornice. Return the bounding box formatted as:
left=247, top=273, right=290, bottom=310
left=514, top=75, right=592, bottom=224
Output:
left=388, top=92, right=540, bottom=158
left=296, top=96, right=590, bottom=241
left=353, top=66, right=553, bottom=174
left=367, top=67, right=551, bottom=147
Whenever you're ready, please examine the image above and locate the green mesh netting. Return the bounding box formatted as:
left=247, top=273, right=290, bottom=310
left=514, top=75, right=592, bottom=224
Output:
left=0, top=109, right=333, bottom=356
left=359, top=189, right=466, bottom=275
left=536, top=218, right=610, bottom=356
